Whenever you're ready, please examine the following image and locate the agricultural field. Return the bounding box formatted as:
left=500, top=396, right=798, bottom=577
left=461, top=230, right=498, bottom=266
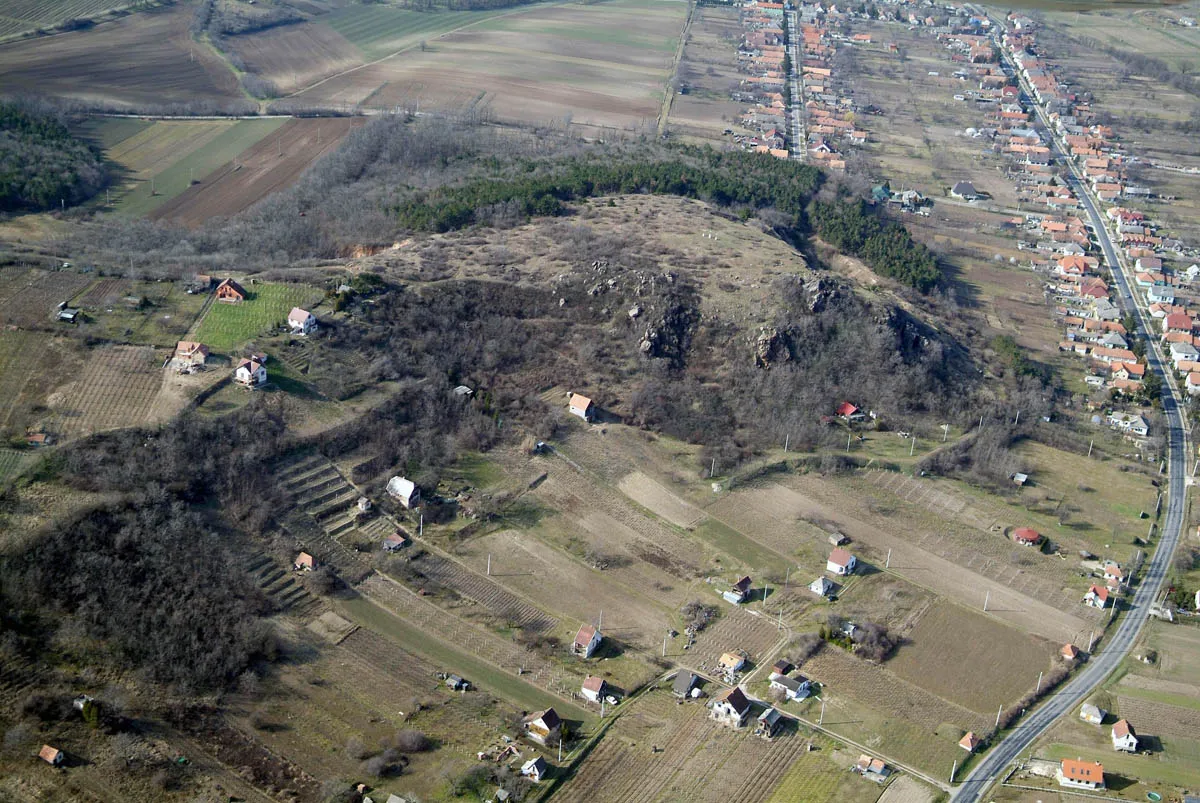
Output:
left=44, top=344, right=169, bottom=441
left=667, top=4, right=750, bottom=144
left=71, top=277, right=211, bottom=347
left=0, top=329, right=82, bottom=444
left=78, top=117, right=288, bottom=218
left=148, top=117, right=361, bottom=226
left=0, top=0, right=145, bottom=41
left=1042, top=5, right=1200, bottom=74
left=324, top=4, right=513, bottom=61
left=0, top=268, right=93, bottom=328
left=192, top=281, right=323, bottom=352
left=289, top=0, right=688, bottom=132
left=225, top=19, right=363, bottom=96
left=0, top=3, right=240, bottom=107
left=0, top=448, right=30, bottom=484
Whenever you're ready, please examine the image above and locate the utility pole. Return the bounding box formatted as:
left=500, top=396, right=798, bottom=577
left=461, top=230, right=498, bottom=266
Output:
left=995, top=704, right=1003, bottom=729
left=1088, top=630, right=1096, bottom=652
left=487, top=554, right=491, bottom=576
left=819, top=697, right=825, bottom=725
left=1088, top=439, right=1094, bottom=458
left=910, top=437, right=916, bottom=457
left=885, top=549, right=891, bottom=569
left=710, top=458, right=716, bottom=478
left=662, top=633, right=668, bottom=657
left=979, top=414, right=984, bottom=429
left=950, top=760, right=957, bottom=784
left=1036, top=670, right=1043, bottom=694
left=983, top=590, right=990, bottom=612
left=419, top=511, right=423, bottom=538
left=1014, top=410, right=1020, bottom=425
left=598, top=610, right=603, bottom=630
left=847, top=432, right=852, bottom=452
left=784, top=434, right=789, bottom=452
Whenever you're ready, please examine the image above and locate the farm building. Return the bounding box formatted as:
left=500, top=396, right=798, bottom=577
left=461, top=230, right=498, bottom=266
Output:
left=826, top=548, right=857, bottom=576
left=521, top=757, right=549, bottom=782
left=187, top=274, right=214, bottom=293
left=573, top=624, right=602, bottom=658
left=56, top=308, right=80, bottom=323
left=709, top=687, right=752, bottom=728
left=288, top=307, right=318, bottom=335
left=756, top=707, right=784, bottom=738
left=835, top=401, right=864, bottom=421
left=383, top=532, right=409, bottom=552
left=386, top=476, right=420, bottom=508
left=294, top=552, right=316, bottom=571
left=1111, top=719, right=1138, bottom=752
left=724, top=575, right=752, bottom=604
left=718, top=652, right=747, bottom=674
left=1062, top=643, right=1080, bottom=660
left=950, top=181, right=980, bottom=200
left=772, top=659, right=793, bottom=676
left=173, top=341, right=210, bottom=367
left=581, top=676, right=609, bottom=703
left=959, top=732, right=980, bottom=752
left=854, top=755, right=891, bottom=783
left=234, top=358, right=267, bottom=387
left=1083, top=585, right=1110, bottom=608
left=1080, top=703, right=1106, bottom=725
left=769, top=673, right=811, bottom=701
left=38, top=745, right=63, bottom=766
left=568, top=392, right=595, bottom=422
left=1056, top=759, right=1104, bottom=790
left=672, top=671, right=700, bottom=698
left=445, top=675, right=470, bottom=691
left=1012, top=527, right=1043, bottom=547
left=26, top=433, right=52, bottom=447
left=522, top=708, right=562, bottom=746
left=215, top=278, right=247, bottom=303
left=810, top=577, right=834, bottom=597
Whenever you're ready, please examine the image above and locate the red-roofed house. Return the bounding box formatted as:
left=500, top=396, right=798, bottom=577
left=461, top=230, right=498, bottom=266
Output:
left=1012, top=527, right=1043, bottom=547
left=1057, top=759, right=1104, bottom=790
left=581, top=676, right=609, bottom=703
left=826, top=548, right=857, bottom=575
left=1062, top=643, right=1080, bottom=660
left=959, top=732, right=980, bottom=752
left=573, top=624, right=602, bottom=658
left=836, top=402, right=864, bottom=421
left=1084, top=584, right=1110, bottom=608
left=1111, top=719, right=1137, bottom=752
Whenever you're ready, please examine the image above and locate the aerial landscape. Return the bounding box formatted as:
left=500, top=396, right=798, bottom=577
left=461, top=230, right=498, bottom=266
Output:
left=1, top=0, right=1199, bottom=801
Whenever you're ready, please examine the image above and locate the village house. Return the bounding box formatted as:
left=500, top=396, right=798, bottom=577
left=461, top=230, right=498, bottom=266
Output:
left=769, top=673, right=812, bottom=701
left=810, top=576, right=834, bottom=598
left=950, top=180, right=981, bottom=200
left=1062, top=643, right=1081, bottom=660
left=215, top=278, right=247, bottom=303
left=855, top=755, right=891, bottom=783
left=294, top=552, right=316, bottom=571
left=234, top=358, right=267, bottom=387
left=521, top=757, right=549, bottom=783
left=173, top=341, right=210, bottom=368
left=1107, top=412, right=1149, bottom=437
left=573, top=624, right=602, bottom=658
left=383, top=532, right=408, bottom=552
left=835, top=401, right=864, bottom=421
left=1084, top=584, right=1110, bottom=608
left=724, top=576, right=752, bottom=604
left=959, top=732, right=981, bottom=753
left=757, top=707, right=784, bottom=739
left=1111, top=719, right=1138, bottom=752
left=522, top=709, right=562, bottom=746
left=581, top=676, right=609, bottom=704
left=718, top=651, right=747, bottom=674
left=1057, top=759, right=1105, bottom=790
left=38, top=745, right=64, bottom=766
left=568, top=392, right=595, bottom=422
left=1012, top=527, right=1043, bottom=547
left=672, top=671, right=699, bottom=698
left=386, top=476, right=420, bottom=509
left=826, top=547, right=857, bottom=576
left=709, top=687, right=752, bottom=728
left=287, top=307, right=318, bottom=335
left=1103, top=562, right=1125, bottom=587
left=1080, top=702, right=1106, bottom=724
left=445, top=674, right=469, bottom=691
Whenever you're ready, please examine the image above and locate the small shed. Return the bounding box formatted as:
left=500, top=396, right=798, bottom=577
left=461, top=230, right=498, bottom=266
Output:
left=38, top=745, right=64, bottom=766
left=383, top=532, right=409, bottom=552
left=568, top=392, right=595, bottom=422
left=959, top=732, right=980, bottom=753
left=1080, top=702, right=1105, bottom=725
left=295, top=552, right=316, bottom=571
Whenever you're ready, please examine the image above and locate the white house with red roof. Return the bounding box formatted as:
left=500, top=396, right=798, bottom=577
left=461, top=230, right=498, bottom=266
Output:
left=836, top=401, right=864, bottom=421
left=826, top=548, right=857, bottom=576
left=235, top=358, right=267, bottom=387
left=1103, top=562, right=1125, bottom=587
left=568, top=392, right=595, bottom=422
left=581, top=676, right=609, bottom=704
left=288, top=307, right=318, bottom=335
left=1084, top=584, right=1110, bottom=608
left=1111, top=719, right=1138, bottom=752
left=573, top=624, right=602, bottom=658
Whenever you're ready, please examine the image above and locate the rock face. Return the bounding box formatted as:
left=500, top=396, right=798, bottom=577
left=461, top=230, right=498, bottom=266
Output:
left=755, top=327, right=791, bottom=367
left=639, top=300, right=699, bottom=368
left=804, top=277, right=842, bottom=314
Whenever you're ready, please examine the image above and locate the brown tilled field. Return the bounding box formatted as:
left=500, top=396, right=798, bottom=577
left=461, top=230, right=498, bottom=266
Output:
left=667, top=4, right=749, bottom=144
left=226, top=21, right=363, bottom=95
left=0, top=268, right=93, bottom=328
left=45, top=344, right=169, bottom=440
left=0, top=4, right=239, bottom=107
left=149, top=117, right=362, bottom=226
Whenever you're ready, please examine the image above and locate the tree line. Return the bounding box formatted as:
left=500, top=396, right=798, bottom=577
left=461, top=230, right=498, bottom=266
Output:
left=811, top=198, right=942, bottom=292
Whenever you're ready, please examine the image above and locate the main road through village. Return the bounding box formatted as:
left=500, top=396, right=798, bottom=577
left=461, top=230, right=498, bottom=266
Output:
left=952, top=20, right=1190, bottom=803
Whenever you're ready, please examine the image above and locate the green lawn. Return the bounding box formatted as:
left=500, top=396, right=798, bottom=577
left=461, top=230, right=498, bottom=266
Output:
left=325, top=5, right=512, bottom=60
left=1043, top=741, right=1200, bottom=791
left=73, top=280, right=210, bottom=347
left=766, top=729, right=887, bottom=803
left=111, top=118, right=287, bottom=218
left=193, top=282, right=322, bottom=352
left=0, top=448, right=30, bottom=484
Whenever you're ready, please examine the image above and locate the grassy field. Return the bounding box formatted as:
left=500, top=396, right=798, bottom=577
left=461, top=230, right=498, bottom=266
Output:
left=192, top=282, right=322, bottom=351
left=0, top=448, right=31, bottom=484
left=80, top=118, right=288, bottom=218
left=324, top=4, right=511, bottom=60
left=1043, top=7, right=1200, bottom=72
left=72, top=277, right=210, bottom=347
left=0, top=0, right=144, bottom=41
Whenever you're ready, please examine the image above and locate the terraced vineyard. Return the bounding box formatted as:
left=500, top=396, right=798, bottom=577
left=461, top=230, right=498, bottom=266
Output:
left=0, top=0, right=134, bottom=40
left=243, top=552, right=320, bottom=616
left=410, top=551, right=558, bottom=632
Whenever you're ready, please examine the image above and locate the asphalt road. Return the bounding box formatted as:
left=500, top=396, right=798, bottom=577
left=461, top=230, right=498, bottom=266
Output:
left=951, top=36, right=1190, bottom=803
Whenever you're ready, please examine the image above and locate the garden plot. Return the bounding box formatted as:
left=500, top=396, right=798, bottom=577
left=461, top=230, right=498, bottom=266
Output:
left=0, top=268, right=92, bottom=328
left=45, top=344, right=166, bottom=441
left=617, top=470, right=707, bottom=528
left=682, top=604, right=784, bottom=676
left=192, top=281, right=323, bottom=352
left=242, top=552, right=320, bottom=616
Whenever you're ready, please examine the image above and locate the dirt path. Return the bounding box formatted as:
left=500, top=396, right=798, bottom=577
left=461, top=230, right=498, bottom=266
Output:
left=710, top=481, right=1092, bottom=645
left=658, top=0, right=695, bottom=136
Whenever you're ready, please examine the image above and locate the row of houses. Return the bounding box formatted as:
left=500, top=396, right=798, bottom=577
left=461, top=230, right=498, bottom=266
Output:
left=794, top=2, right=873, bottom=168
left=735, top=0, right=792, bottom=158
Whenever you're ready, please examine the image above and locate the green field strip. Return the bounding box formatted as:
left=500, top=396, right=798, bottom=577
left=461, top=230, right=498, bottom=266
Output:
left=324, top=5, right=512, bottom=59
left=192, top=282, right=323, bottom=352
left=112, top=118, right=287, bottom=218
left=76, top=117, right=155, bottom=151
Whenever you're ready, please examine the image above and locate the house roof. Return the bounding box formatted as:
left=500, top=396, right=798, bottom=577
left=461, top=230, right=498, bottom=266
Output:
left=1104, top=564, right=1125, bottom=578
left=575, top=624, right=599, bottom=648
left=1112, top=719, right=1135, bottom=738
left=835, top=401, right=859, bottom=417
left=216, top=278, right=246, bottom=297
left=236, top=358, right=264, bottom=373
left=672, top=671, right=698, bottom=694
left=582, top=676, right=606, bottom=693
left=522, top=756, right=548, bottom=773
left=719, top=651, right=744, bottom=667
left=828, top=547, right=854, bottom=567
left=1013, top=527, right=1041, bottom=543
left=772, top=674, right=807, bottom=692
left=1088, top=584, right=1110, bottom=601
left=387, top=476, right=416, bottom=498
left=960, top=732, right=980, bottom=750
left=733, top=576, right=752, bottom=593
left=175, top=340, right=208, bottom=354
left=384, top=532, right=407, bottom=547
left=1062, top=643, right=1080, bottom=659
left=288, top=307, right=313, bottom=323
left=717, top=687, right=751, bottom=714
left=569, top=392, right=593, bottom=409
left=524, top=708, right=561, bottom=730
left=772, top=659, right=793, bottom=674
left=1061, top=759, right=1104, bottom=783
left=38, top=745, right=62, bottom=763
